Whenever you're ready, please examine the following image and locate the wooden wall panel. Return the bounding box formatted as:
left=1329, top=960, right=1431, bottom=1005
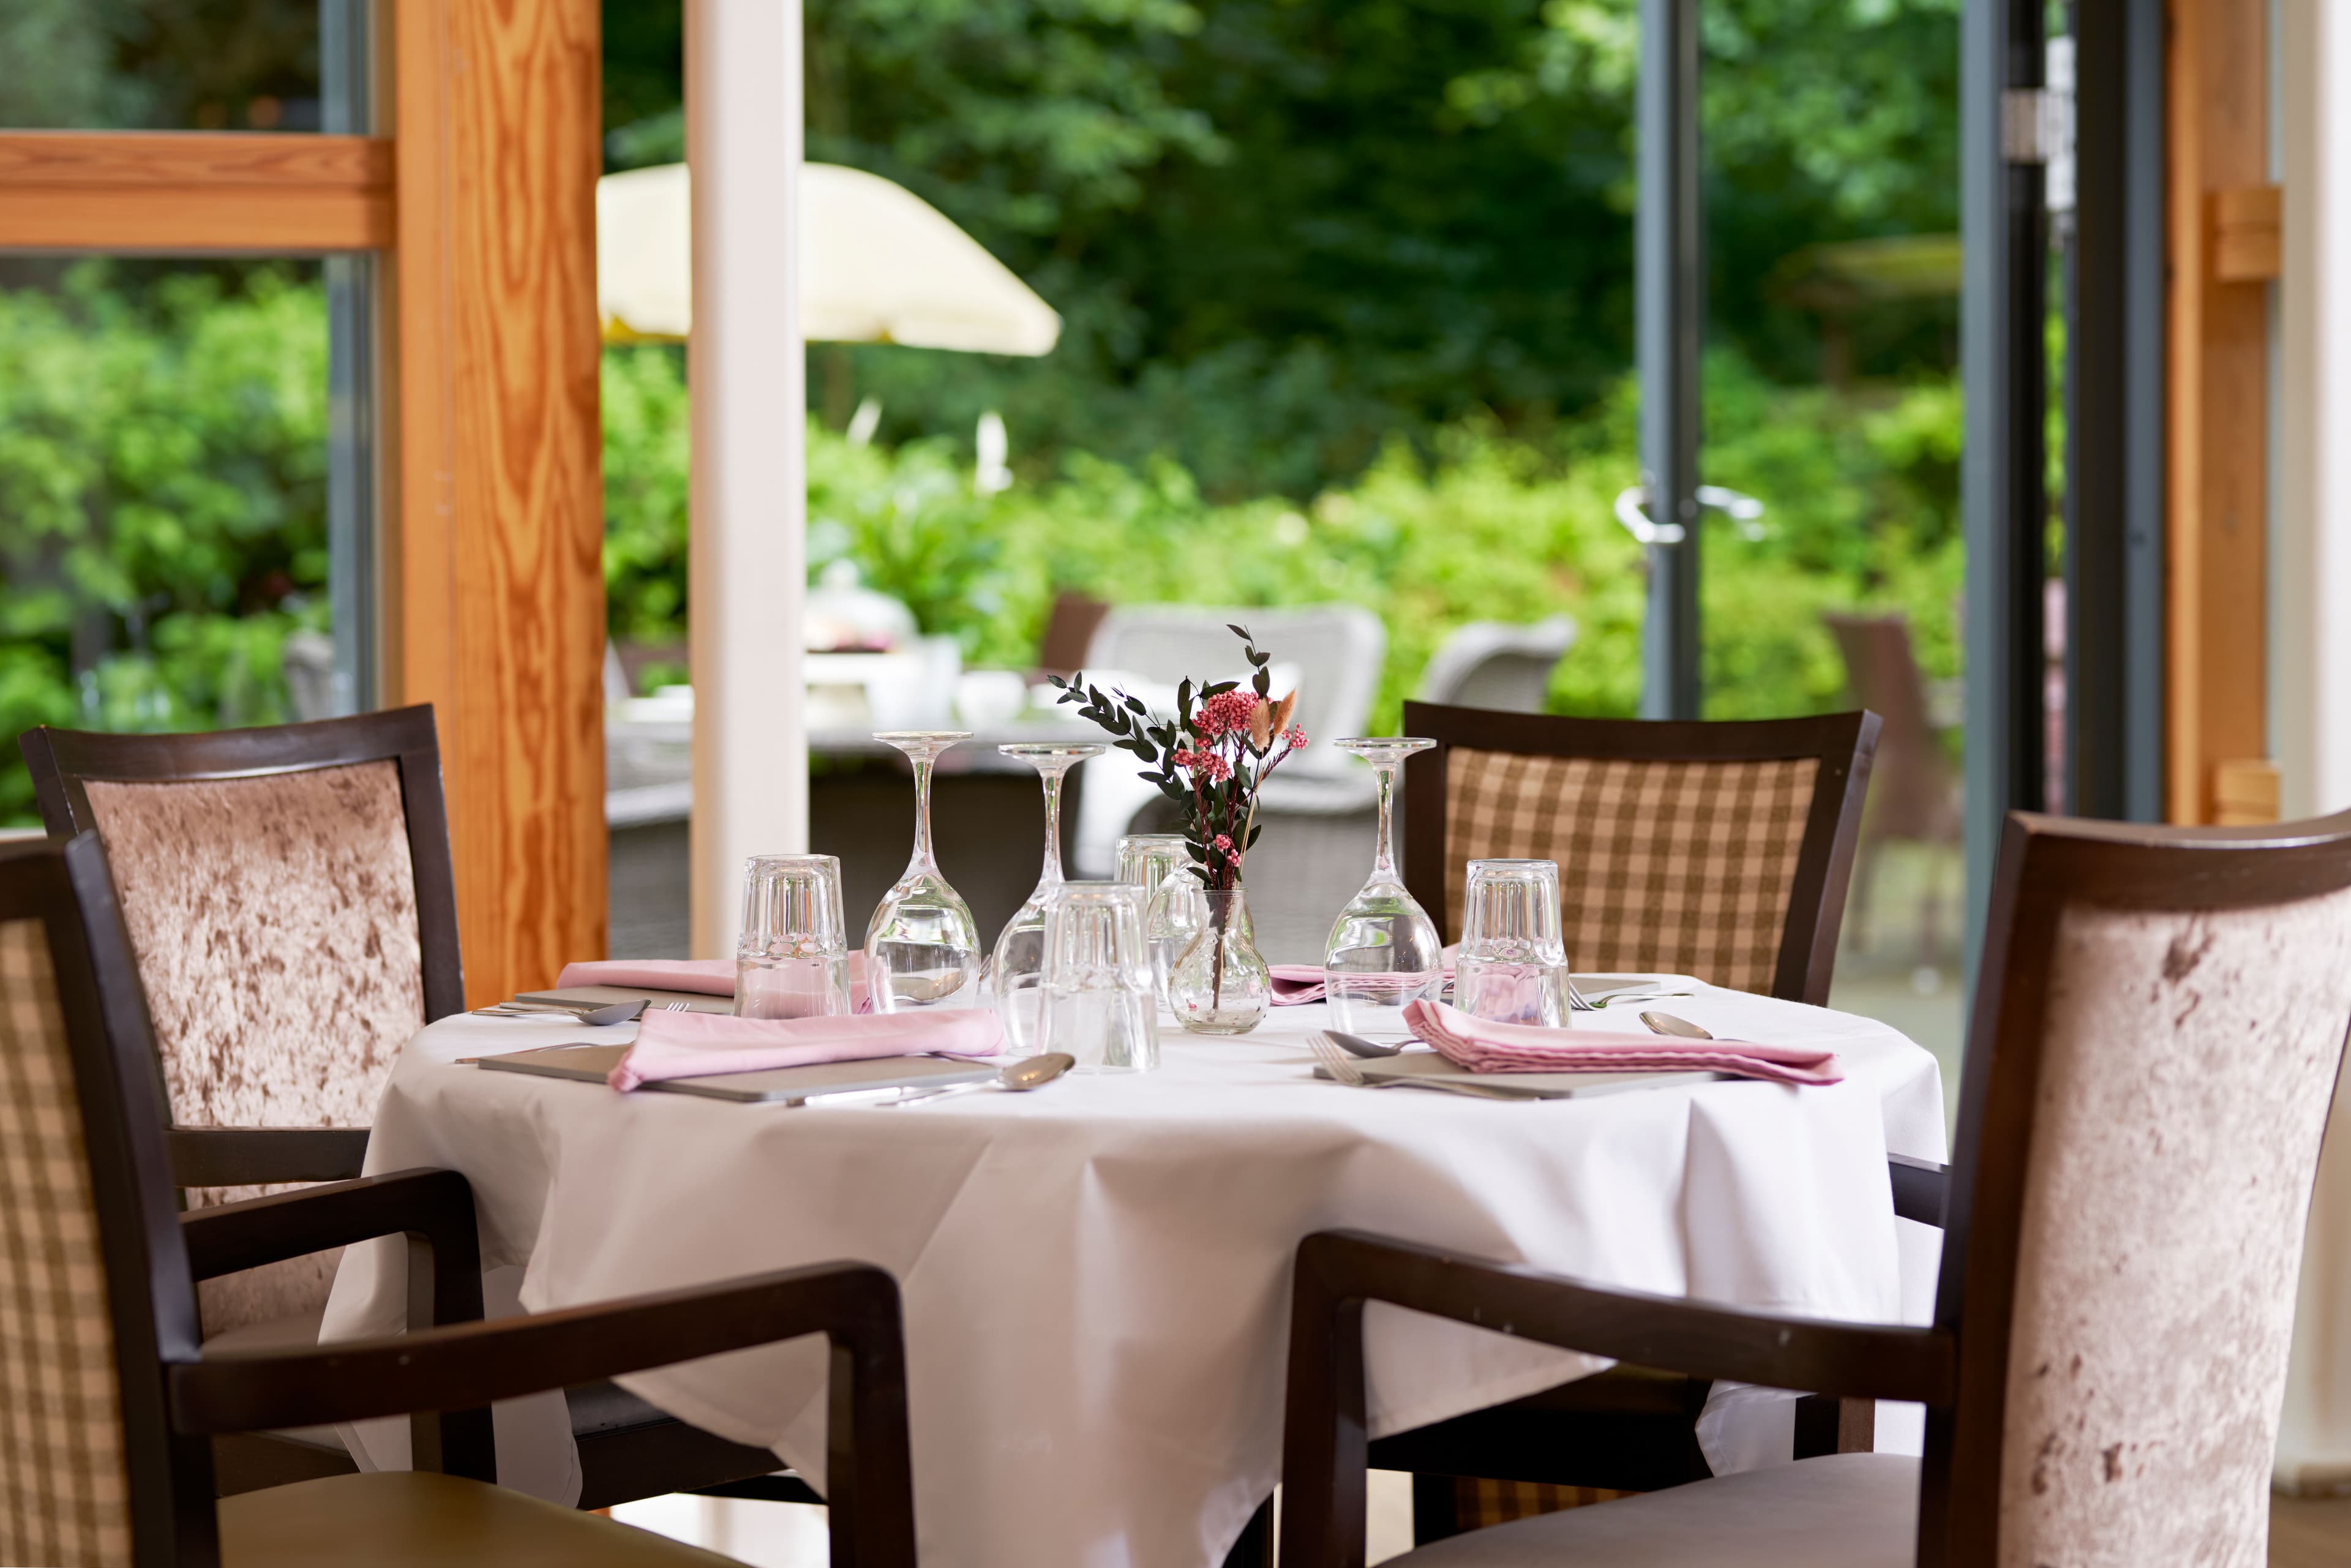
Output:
left=392, top=0, right=607, bottom=1007
left=2166, top=0, right=2274, bottom=823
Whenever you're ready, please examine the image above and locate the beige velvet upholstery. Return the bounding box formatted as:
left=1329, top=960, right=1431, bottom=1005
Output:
left=1389, top=1454, right=1916, bottom=1567
left=0, top=918, right=135, bottom=1567
left=83, top=764, right=425, bottom=1335
left=1995, top=890, right=2351, bottom=1566
left=219, top=1471, right=741, bottom=1566
left=1441, top=748, right=1820, bottom=993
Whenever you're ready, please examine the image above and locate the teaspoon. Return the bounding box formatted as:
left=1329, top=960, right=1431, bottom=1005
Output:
left=886, top=1052, right=1075, bottom=1106
left=1640, top=1011, right=1714, bottom=1040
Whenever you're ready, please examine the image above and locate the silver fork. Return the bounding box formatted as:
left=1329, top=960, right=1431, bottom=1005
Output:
left=662, top=1000, right=693, bottom=1012
left=1308, top=1032, right=1527, bottom=1100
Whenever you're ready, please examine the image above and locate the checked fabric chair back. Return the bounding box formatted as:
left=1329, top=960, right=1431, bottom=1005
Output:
left=1401, top=705, right=1880, bottom=1005
left=0, top=859, right=135, bottom=1567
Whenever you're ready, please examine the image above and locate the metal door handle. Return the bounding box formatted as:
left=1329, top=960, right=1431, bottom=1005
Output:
left=1612, top=484, right=1768, bottom=547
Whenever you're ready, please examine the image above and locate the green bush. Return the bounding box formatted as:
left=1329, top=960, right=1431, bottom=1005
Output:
left=0, top=263, right=329, bottom=823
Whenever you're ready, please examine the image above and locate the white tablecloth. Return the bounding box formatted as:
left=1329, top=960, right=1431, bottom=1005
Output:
left=322, top=985, right=1945, bottom=1567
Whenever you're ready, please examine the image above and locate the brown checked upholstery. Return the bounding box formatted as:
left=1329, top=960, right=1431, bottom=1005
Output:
left=1440, top=748, right=1821, bottom=994
left=0, top=918, right=135, bottom=1567
left=1995, top=892, right=2351, bottom=1562
left=81, top=763, right=425, bottom=1335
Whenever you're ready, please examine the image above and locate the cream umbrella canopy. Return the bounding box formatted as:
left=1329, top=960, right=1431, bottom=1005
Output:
left=598, top=162, right=1060, bottom=356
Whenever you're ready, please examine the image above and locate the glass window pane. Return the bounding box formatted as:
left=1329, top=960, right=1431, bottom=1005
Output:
left=0, top=0, right=364, bottom=132
left=0, top=256, right=367, bottom=826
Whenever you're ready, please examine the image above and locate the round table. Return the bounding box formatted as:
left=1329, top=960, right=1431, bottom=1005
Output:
left=323, top=984, right=1945, bottom=1568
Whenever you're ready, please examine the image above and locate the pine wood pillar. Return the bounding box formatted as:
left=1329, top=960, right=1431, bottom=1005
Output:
left=390, top=0, right=607, bottom=1004
left=2165, top=0, right=2277, bottom=824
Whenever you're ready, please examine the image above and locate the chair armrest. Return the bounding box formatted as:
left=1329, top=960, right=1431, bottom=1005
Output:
left=178, top=1166, right=492, bottom=1479
left=169, top=1262, right=917, bottom=1564
left=1888, top=1152, right=1948, bottom=1228
left=169, top=1126, right=371, bottom=1187
left=1280, top=1230, right=1955, bottom=1567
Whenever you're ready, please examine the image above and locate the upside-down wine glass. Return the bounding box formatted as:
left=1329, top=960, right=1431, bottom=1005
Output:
left=1321, top=738, right=1444, bottom=1038
left=866, top=731, right=983, bottom=1011
left=1116, top=833, right=1202, bottom=1002
left=991, top=741, right=1108, bottom=1053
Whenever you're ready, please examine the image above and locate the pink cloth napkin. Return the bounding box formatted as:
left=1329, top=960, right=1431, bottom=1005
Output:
left=1270, top=965, right=1453, bottom=1006
left=1401, top=999, right=1842, bottom=1087
left=1270, top=966, right=1327, bottom=1005
left=558, top=955, right=871, bottom=1013
left=608, top=1006, right=1004, bottom=1092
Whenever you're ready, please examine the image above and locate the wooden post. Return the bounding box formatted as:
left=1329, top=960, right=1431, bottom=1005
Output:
left=2165, top=0, right=2275, bottom=824
left=391, top=0, right=608, bottom=1005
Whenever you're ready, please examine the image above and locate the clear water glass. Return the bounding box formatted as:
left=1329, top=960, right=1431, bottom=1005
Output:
left=1322, top=738, right=1442, bottom=1039
left=737, top=854, right=854, bottom=1018
left=991, top=741, right=1107, bottom=1054
left=866, top=732, right=984, bottom=1011
left=1038, top=882, right=1159, bottom=1073
left=1117, top=834, right=1201, bottom=1000
left=1453, top=858, right=1570, bottom=1027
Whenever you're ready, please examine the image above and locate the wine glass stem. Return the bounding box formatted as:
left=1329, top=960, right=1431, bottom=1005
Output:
left=1371, top=759, right=1399, bottom=879
left=910, top=756, right=937, bottom=872
left=1037, top=767, right=1067, bottom=887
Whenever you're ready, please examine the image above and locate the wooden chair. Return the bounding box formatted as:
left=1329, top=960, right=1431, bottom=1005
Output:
left=1282, top=807, right=2351, bottom=1566
left=0, top=833, right=919, bottom=1566
left=17, top=708, right=814, bottom=1508
left=1388, top=704, right=1881, bottom=1535
left=1401, top=704, right=1881, bottom=1005
left=1823, top=613, right=1962, bottom=965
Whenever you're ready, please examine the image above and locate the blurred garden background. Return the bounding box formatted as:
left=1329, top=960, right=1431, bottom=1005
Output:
left=1, top=0, right=1965, bottom=822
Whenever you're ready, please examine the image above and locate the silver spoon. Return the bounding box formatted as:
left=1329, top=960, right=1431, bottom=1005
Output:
left=1640, top=1011, right=1713, bottom=1040
left=1321, top=1028, right=1408, bottom=1059
left=886, top=1052, right=1075, bottom=1106
left=473, top=999, right=646, bottom=1026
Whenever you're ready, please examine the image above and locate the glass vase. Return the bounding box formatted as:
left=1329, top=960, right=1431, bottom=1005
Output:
left=1166, top=886, right=1270, bottom=1035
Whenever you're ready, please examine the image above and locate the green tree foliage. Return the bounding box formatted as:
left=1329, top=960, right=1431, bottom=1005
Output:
left=0, top=265, right=330, bottom=822
left=602, top=0, right=1960, bottom=500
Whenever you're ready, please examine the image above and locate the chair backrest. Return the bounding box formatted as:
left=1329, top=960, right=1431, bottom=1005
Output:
left=1414, top=617, right=1577, bottom=714
left=1399, top=704, right=1878, bottom=1003
left=1085, top=604, right=1385, bottom=777
left=1823, top=612, right=1958, bottom=846
left=1921, top=810, right=2351, bottom=1566
left=18, top=707, right=460, bottom=1333
left=0, top=841, right=211, bottom=1567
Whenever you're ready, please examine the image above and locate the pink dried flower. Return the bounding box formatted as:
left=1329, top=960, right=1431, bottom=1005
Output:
left=1213, top=833, right=1233, bottom=851
left=1198, top=753, right=1234, bottom=782
left=1284, top=726, right=1308, bottom=749
left=1225, top=849, right=1242, bottom=866
left=1194, top=689, right=1260, bottom=740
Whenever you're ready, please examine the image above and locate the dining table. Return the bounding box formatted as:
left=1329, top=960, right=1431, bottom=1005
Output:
left=320, top=980, right=1946, bottom=1568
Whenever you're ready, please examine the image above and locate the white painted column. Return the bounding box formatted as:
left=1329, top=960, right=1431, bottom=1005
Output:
left=686, top=0, right=808, bottom=958
left=2273, top=0, right=2351, bottom=1493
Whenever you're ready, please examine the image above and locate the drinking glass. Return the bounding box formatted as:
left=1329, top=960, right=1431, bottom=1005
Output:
left=1452, top=858, right=1570, bottom=1027
left=991, top=741, right=1107, bottom=1053
left=1038, top=882, right=1159, bottom=1073
left=866, top=731, right=983, bottom=1011
left=737, top=854, right=854, bottom=1019
left=1322, top=738, right=1443, bottom=1038
left=1117, top=833, right=1202, bottom=1000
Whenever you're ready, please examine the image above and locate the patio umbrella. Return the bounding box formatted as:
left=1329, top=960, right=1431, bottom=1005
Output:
left=597, top=162, right=1060, bottom=356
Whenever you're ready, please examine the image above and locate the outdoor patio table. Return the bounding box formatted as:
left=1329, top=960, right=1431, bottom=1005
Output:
left=320, top=985, right=1945, bottom=1568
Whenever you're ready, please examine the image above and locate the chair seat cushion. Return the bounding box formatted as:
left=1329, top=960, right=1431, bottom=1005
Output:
left=220, top=1471, right=741, bottom=1566
left=1387, top=1453, right=1918, bottom=1567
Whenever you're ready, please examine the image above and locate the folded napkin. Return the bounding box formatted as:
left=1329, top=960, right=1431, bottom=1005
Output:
left=558, top=955, right=871, bottom=1012
left=1402, top=999, right=1842, bottom=1087
left=609, top=1006, right=1003, bottom=1092
left=1270, top=965, right=1327, bottom=1005
left=1271, top=965, right=1452, bottom=1007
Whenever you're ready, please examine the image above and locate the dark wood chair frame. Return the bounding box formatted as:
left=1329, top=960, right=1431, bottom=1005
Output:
left=1399, top=703, right=1883, bottom=1006
left=1281, top=808, right=2351, bottom=1567
left=4, top=835, right=919, bottom=1568
left=18, top=708, right=820, bottom=1509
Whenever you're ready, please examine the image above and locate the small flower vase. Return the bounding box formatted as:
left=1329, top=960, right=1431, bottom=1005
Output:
left=1167, top=886, right=1270, bottom=1035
